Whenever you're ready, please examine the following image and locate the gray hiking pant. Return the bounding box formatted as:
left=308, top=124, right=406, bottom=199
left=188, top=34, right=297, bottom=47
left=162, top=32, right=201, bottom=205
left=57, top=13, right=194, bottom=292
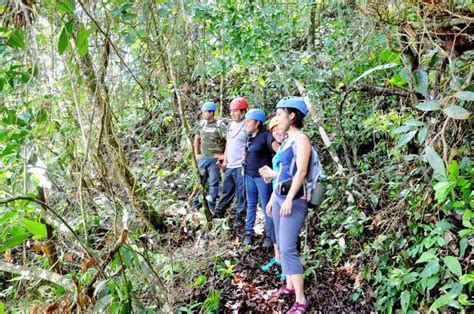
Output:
left=272, top=196, right=308, bottom=275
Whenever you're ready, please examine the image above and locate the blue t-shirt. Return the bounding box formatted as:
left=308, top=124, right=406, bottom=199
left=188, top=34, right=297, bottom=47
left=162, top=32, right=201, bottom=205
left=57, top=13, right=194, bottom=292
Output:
left=245, top=130, right=274, bottom=177
left=275, top=144, right=304, bottom=199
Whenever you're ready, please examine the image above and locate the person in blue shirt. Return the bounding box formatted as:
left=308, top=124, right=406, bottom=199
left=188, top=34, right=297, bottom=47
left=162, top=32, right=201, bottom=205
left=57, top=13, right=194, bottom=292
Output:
left=243, top=109, right=275, bottom=247
left=266, top=97, right=311, bottom=313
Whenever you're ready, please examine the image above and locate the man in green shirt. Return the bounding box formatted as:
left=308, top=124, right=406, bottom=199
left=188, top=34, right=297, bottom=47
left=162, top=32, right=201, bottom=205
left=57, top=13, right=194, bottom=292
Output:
left=192, top=101, right=227, bottom=210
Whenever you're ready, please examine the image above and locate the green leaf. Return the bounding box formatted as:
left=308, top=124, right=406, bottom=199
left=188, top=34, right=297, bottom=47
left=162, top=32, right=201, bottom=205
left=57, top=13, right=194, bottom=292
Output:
left=400, top=68, right=411, bottom=85
left=416, top=101, right=440, bottom=111
left=425, top=146, right=446, bottom=176
left=57, top=0, right=75, bottom=14
left=414, top=69, right=428, bottom=96
left=397, top=130, right=417, bottom=148
left=76, top=24, right=91, bottom=58
left=417, top=127, right=428, bottom=145
left=0, top=233, right=29, bottom=253
left=8, top=30, right=25, bottom=49
left=393, top=125, right=413, bottom=134
left=416, top=250, right=436, bottom=264
left=58, top=20, right=74, bottom=54
left=403, top=272, right=419, bottom=284
left=405, top=119, right=425, bottom=127
left=443, top=105, right=471, bottom=120
left=400, top=290, right=410, bottom=314
left=22, top=219, right=48, bottom=238
left=462, top=209, right=472, bottom=228
left=0, top=211, right=17, bottom=224
left=454, top=91, right=474, bottom=101
left=460, top=273, right=474, bottom=285
left=447, top=160, right=459, bottom=178
left=433, top=181, right=456, bottom=202
left=458, top=294, right=474, bottom=306
left=429, top=293, right=457, bottom=311
left=420, top=258, right=439, bottom=278
left=443, top=256, right=462, bottom=277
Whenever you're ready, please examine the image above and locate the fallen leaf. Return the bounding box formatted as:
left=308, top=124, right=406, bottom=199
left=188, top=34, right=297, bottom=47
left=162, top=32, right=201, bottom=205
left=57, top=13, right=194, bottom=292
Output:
left=63, top=252, right=74, bottom=263
left=4, top=249, right=13, bottom=261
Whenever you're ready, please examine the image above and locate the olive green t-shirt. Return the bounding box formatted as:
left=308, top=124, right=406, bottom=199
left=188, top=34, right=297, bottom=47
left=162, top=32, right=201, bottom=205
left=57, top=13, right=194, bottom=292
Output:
left=198, top=119, right=227, bottom=158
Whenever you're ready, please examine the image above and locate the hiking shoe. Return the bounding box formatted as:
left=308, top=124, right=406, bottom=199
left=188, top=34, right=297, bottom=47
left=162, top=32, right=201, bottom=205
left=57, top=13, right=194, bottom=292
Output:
left=232, top=218, right=244, bottom=228
left=243, top=235, right=253, bottom=245
left=212, top=211, right=224, bottom=219
left=261, top=258, right=281, bottom=271
left=263, top=237, right=273, bottom=248
left=288, top=302, right=309, bottom=313
left=271, top=286, right=295, bottom=298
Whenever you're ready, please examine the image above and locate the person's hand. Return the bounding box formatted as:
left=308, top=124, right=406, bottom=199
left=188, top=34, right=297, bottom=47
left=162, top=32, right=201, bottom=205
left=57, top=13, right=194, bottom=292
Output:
left=195, top=154, right=202, bottom=160
left=259, top=165, right=273, bottom=180
left=266, top=201, right=272, bottom=216
left=213, top=153, right=224, bottom=160
left=280, top=198, right=293, bottom=217
left=222, top=160, right=228, bottom=168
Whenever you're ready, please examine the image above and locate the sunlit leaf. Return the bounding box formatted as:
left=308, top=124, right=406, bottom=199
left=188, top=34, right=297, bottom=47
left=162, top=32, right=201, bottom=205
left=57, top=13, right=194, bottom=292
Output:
left=443, top=105, right=471, bottom=120
left=425, top=146, right=445, bottom=176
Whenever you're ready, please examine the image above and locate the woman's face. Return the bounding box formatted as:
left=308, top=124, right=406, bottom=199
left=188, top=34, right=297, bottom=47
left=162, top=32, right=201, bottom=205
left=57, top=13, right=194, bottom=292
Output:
left=245, top=118, right=258, bottom=134
left=272, top=128, right=283, bottom=143
left=276, top=108, right=289, bottom=129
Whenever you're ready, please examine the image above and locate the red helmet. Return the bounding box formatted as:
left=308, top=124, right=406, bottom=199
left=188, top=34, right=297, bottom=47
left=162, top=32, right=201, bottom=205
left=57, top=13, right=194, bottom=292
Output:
left=230, top=97, right=249, bottom=110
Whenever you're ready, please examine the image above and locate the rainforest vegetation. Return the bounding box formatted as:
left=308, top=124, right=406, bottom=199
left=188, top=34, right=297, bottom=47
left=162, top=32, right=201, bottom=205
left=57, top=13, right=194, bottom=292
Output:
left=0, top=0, right=473, bottom=312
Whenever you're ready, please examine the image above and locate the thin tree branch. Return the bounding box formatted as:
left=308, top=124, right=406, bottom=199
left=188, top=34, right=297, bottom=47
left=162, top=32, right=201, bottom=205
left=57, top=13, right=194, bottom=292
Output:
left=0, top=260, right=74, bottom=291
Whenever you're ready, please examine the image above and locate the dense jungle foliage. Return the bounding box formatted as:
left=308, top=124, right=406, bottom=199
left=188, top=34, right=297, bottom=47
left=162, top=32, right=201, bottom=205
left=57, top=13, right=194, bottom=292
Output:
left=0, top=0, right=473, bottom=312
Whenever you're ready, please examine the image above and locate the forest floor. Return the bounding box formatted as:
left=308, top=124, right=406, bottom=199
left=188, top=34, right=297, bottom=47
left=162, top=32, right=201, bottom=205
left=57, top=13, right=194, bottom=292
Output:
left=172, top=207, right=375, bottom=313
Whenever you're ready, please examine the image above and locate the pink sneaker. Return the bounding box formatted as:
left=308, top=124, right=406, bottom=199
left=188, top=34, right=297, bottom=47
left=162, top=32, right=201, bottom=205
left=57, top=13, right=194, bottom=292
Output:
left=287, top=302, right=309, bottom=313
left=271, top=287, right=295, bottom=298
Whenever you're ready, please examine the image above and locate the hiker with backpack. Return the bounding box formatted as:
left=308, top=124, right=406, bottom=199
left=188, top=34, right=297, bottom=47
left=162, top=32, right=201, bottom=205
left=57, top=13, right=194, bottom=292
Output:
left=191, top=101, right=227, bottom=211
left=212, top=97, right=248, bottom=228
left=266, top=97, right=323, bottom=314
left=243, top=109, right=276, bottom=247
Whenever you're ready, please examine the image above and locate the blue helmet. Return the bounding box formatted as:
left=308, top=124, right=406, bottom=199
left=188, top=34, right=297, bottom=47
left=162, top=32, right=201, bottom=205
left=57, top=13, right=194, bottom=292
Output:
left=245, top=109, right=266, bottom=123
left=275, top=97, right=308, bottom=116
left=201, top=101, right=217, bottom=111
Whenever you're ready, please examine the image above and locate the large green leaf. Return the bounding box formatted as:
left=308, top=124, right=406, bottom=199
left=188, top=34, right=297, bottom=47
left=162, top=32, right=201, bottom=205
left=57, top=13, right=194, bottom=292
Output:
left=429, top=293, right=457, bottom=312
left=0, top=233, right=29, bottom=253
left=397, top=130, right=417, bottom=148
left=58, top=20, right=74, bottom=54
left=8, top=30, right=25, bottom=49
left=76, top=24, right=91, bottom=57
left=420, top=258, right=440, bottom=278
left=425, top=146, right=446, bottom=176
left=454, top=91, right=474, bottom=101
left=416, top=101, right=440, bottom=111
left=417, top=127, right=428, bottom=145
left=57, top=0, right=75, bottom=14
left=0, top=211, right=17, bottom=224
left=400, top=290, right=410, bottom=314
left=22, top=219, right=48, bottom=238
left=443, top=105, right=471, bottom=120
left=443, top=256, right=462, bottom=277
left=413, top=69, right=428, bottom=96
